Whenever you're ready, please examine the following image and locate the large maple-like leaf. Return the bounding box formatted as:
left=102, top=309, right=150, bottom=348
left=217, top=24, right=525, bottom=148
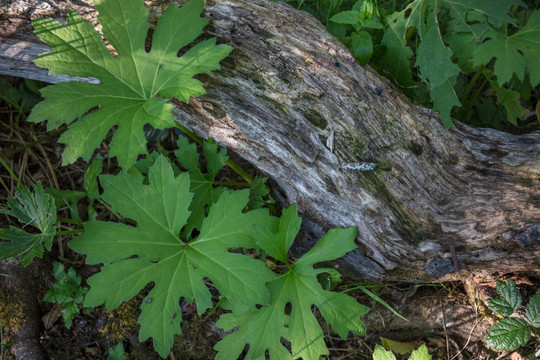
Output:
left=473, top=9, right=540, bottom=87
left=69, top=155, right=276, bottom=358
left=0, top=182, right=56, bottom=266
left=215, top=204, right=369, bottom=360
left=28, top=0, right=232, bottom=169
left=383, top=0, right=523, bottom=127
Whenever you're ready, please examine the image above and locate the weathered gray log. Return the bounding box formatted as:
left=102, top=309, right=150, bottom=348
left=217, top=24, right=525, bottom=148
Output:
left=1, top=0, right=539, bottom=282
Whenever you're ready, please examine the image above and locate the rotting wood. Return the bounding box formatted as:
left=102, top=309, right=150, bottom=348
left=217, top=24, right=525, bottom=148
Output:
left=1, top=0, right=539, bottom=282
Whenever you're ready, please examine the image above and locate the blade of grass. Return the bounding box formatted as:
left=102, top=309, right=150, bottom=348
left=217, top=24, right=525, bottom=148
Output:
left=344, top=285, right=408, bottom=321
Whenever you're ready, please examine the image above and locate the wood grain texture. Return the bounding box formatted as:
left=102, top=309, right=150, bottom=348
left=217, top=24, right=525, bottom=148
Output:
left=1, top=0, right=539, bottom=282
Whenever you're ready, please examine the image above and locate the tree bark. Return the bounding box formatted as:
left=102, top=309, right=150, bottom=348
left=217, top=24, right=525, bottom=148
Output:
left=1, top=0, right=539, bottom=282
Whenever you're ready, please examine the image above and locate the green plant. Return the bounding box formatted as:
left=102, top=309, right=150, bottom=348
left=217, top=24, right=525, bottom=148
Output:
left=27, top=0, right=231, bottom=169
left=108, top=343, right=126, bottom=360
left=68, top=155, right=368, bottom=358
left=329, top=0, right=383, bottom=65
left=277, top=0, right=540, bottom=129
left=486, top=279, right=540, bottom=351
left=0, top=181, right=56, bottom=265
left=45, top=157, right=103, bottom=223
left=373, top=343, right=432, bottom=360
left=215, top=205, right=369, bottom=359
left=43, top=261, right=91, bottom=329
left=0, top=0, right=372, bottom=358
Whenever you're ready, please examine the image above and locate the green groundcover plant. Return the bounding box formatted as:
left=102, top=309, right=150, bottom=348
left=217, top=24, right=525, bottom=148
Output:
left=486, top=279, right=540, bottom=351
left=43, top=261, right=90, bottom=329
left=0, top=0, right=373, bottom=358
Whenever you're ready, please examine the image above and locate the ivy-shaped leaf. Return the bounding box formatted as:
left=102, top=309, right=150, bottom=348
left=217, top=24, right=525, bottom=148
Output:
left=486, top=317, right=531, bottom=351
left=69, top=155, right=276, bottom=358
left=525, top=288, right=540, bottom=328
left=473, top=10, right=540, bottom=87
left=28, top=0, right=232, bottom=169
left=215, top=204, right=369, bottom=360
left=0, top=182, right=56, bottom=266
left=488, top=279, right=522, bottom=317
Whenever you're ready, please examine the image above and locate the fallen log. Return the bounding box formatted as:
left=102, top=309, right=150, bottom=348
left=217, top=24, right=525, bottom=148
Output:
left=1, top=0, right=539, bottom=282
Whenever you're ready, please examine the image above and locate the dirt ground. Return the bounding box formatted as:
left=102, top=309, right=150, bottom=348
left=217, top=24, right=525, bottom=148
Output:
left=1, top=76, right=539, bottom=359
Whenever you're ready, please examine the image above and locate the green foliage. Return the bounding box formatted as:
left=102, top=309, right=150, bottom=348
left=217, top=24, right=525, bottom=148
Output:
left=486, top=279, right=540, bottom=351
left=7, top=0, right=373, bottom=358
left=69, top=155, right=278, bottom=357
left=373, top=343, right=432, bottom=360
left=487, top=279, right=521, bottom=316
left=108, top=343, right=126, bottom=360
left=486, top=318, right=531, bottom=351
left=0, top=182, right=56, bottom=266
left=215, top=204, right=369, bottom=360
left=0, top=78, right=42, bottom=114
left=47, top=157, right=103, bottom=221
left=43, top=261, right=89, bottom=329
left=278, top=0, right=539, bottom=129
left=28, top=0, right=232, bottom=169
left=473, top=10, right=540, bottom=87
left=329, top=0, right=383, bottom=65
left=174, top=137, right=228, bottom=236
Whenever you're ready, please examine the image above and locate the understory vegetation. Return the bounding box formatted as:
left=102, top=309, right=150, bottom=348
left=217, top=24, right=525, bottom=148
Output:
left=0, top=0, right=539, bottom=359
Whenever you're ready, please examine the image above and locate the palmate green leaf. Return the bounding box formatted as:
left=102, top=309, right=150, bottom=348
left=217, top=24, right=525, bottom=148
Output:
left=415, top=12, right=461, bottom=128
left=69, top=155, right=276, bottom=358
left=215, top=204, right=369, bottom=360
left=383, top=0, right=522, bottom=127
left=0, top=182, right=56, bottom=266
left=486, top=317, right=530, bottom=351
left=174, top=137, right=228, bottom=237
left=474, top=10, right=540, bottom=87
left=525, top=288, right=540, bottom=328
left=28, top=0, right=232, bottom=169
left=490, top=81, right=529, bottom=125
left=380, top=12, right=416, bottom=95
left=488, top=279, right=522, bottom=317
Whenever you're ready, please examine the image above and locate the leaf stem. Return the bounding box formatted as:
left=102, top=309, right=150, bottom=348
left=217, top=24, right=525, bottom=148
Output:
left=461, top=77, right=490, bottom=123
left=0, top=156, right=24, bottom=190
left=98, top=199, right=122, bottom=220
left=459, top=65, right=485, bottom=108
left=57, top=217, right=83, bottom=226
left=212, top=181, right=250, bottom=187
left=56, top=229, right=85, bottom=236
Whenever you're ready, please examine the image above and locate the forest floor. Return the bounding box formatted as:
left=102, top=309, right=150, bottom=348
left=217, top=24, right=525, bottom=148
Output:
left=1, top=76, right=539, bottom=360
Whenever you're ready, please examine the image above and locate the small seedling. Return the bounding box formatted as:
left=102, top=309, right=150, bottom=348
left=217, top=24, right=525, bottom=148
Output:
left=43, top=261, right=90, bottom=329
